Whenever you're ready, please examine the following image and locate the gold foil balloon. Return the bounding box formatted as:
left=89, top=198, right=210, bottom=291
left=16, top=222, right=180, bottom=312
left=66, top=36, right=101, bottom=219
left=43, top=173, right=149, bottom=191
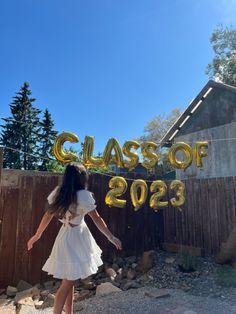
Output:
left=150, top=180, right=168, bottom=211
left=168, top=142, right=192, bottom=170
left=170, top=180, right=185, bottom=208
left=141, top=142, right=158, bottom=169
left=130, top=179, right=148, bottom=211
left=105, top=176, right=128, bottom=208
left=194, top=141, right=208, bottom=168
left=122, top=141, right=140, bottom=171
left=53, top=132, right=79, bottom=164
left=83, top=136, right=105, bottom=168
left=103, top=138, right=124, bottom=168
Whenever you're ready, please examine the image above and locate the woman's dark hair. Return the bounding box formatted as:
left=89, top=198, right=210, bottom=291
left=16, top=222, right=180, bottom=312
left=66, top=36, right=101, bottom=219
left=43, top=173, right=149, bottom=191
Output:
left=47, top=162, right=89, bottom=218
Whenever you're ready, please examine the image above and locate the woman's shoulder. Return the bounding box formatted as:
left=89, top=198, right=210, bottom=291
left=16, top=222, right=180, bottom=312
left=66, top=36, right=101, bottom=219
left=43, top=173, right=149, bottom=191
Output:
left=76, top=189, right=96, bottom=210
left=47, top=185, right=60, bottom=204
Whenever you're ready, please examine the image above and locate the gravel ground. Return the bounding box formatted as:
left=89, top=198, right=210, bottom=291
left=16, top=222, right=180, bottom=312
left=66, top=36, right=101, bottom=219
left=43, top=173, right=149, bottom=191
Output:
left=75, top=286, right=236, bottom=314
left=2, top=286, right=235, bottom=314
left=2, top=250, right=236, bottom=313
left=142, top=251, right=236, bottom=303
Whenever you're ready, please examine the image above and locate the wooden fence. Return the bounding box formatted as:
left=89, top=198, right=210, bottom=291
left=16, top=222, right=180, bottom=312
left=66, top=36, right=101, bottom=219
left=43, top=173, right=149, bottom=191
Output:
left=1, top=153, right=236, bottom=288
left=0, top=167, right=163, bottom=288
left=163, top=177, right=236, bottom=256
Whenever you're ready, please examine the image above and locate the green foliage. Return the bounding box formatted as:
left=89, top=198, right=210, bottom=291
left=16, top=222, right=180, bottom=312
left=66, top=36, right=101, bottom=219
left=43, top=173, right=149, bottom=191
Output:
left=138, top=108, right=181, bottom=174
left=0, top=82, right=60, bottom=171
left=177, top=248, right=195, bottom=273
left=38, top=109, right=58, bottom=171
left=47, top=146, right=82, bottom=173
left=0, top=82, right=41, bottom=170
left=206, top=24, right=236, bottom=87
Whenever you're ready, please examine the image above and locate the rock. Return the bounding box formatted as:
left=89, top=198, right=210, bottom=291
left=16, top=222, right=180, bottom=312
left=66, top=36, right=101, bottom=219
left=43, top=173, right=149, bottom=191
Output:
left=165, top=257, right=175, bottom=264
left=117, top=268, right=123, bottom=275
left=18, top=296, right=35, bottom=306
left=6, top=286, right=18, bottom=297
left=127, top=268, right=136, bottom=280
left=112, top=263, right=119, bottom=272
left=0, top=294, right=7, bottom=299
left=115, top=257, right=124, bottom=267
left=121, top=266, right=129, bottom=278
left=96, top=282, right=122, bottom=296
left=43, top=280, right=55, bottom=290
left=40, top=289, right=50, bottom=298
left=125, top=256, right=137, bottom=264
left=132, top=263, right=138, bottom=269
left=122, top=281, right=141, bottom=290
left=0, top=298, right=8, bottom=307
left=114, top=273, right=123, bottom=284
left=183, top=311, right=197, bottom=314
left=41, top=293, right=55, bottom=309
left=16, top=280, right=33, bottom=292
left=144, top=288, right=170, bottom=299
left=77, top=290, right=90, bottom=301
left=136, top=250, right=155, bottom=274
left=80, top=279, right=96, bottom=290
left=105, top=267, right=117, bottom=279
left=15, top=287, right=40, bottom=303
left=0, top=288, right=5, bottom=295
left=34, top=300, right=44, bottom=309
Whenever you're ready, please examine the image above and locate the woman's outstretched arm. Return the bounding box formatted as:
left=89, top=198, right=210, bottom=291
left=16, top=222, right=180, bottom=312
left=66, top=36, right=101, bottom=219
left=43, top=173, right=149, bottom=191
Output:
left=87, top=209, right=122, bottom=250
left=27, top=211, right=54, bottom=250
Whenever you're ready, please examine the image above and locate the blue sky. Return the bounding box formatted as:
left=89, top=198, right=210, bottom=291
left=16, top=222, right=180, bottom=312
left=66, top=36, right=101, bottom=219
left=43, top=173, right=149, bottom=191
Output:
left=1, top=0, right=235, bottom=153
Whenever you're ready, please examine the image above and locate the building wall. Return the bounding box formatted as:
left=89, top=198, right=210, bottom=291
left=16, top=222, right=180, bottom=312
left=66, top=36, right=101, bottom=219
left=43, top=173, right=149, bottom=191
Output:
left=174, top=121, right=236, bottom=179
left=177, top=87, right=236, bottom=136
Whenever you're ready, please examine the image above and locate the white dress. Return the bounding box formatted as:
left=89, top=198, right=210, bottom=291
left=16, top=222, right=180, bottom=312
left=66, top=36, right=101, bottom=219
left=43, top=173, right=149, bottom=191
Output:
left=42, top=187, right=104, bottom=280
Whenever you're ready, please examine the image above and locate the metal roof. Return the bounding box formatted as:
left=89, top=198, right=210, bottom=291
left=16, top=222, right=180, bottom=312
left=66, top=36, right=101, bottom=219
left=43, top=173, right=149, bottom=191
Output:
left=161, top=80, right=236, bottom=147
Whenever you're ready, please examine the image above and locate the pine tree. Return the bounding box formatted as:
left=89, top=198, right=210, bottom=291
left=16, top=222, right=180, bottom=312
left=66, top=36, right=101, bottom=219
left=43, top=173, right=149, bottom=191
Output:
left=0, top=82, right=41, bottom=170
left=38, top=109, right=58, bottom=171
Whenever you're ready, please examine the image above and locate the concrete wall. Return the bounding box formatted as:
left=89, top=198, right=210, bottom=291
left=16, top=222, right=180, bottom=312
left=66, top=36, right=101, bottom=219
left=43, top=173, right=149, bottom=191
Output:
left=174, top=121, right=236, bottom=179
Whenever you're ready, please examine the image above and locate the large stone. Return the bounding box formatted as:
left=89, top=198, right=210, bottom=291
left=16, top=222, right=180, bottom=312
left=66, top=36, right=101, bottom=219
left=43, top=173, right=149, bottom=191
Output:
left=34, top=300, right=44, bottom=309
left=80, top=279, right=96, bottom=290
left=136, top=250, right=156, bottom=274
left=127, top=268, right=136, bottom=280
left=115, top=257, right=124, bottom=267
left=40, top=289, right=50, bottom=298
left=16, top=280, right=33, bottom=292
left=96, top=282, right=122, bottom=296
left=112, top=263, right=119, bottom=272
left=75, top=290, right=90, bottom=301
left=105, top=267, right=117, bottom=279
left=122, top=280, right=141, bottom=291
left=18, top=296, right=35, bottom=306
left=43, top=280, right=55, bottom=290
left=40, top=293, right=55, bottom=309
left=165, top=257, right=175, bottom=264
left=15, top=287, right=40, bottom=303
left=6, top=286, right=18, bottom=297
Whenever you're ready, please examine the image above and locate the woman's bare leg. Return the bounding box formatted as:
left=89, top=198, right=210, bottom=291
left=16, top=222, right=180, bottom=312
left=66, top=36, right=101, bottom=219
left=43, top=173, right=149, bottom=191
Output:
left=63, top=285, right=74, bottom=314
left=53, top=279, right=75, bottom=314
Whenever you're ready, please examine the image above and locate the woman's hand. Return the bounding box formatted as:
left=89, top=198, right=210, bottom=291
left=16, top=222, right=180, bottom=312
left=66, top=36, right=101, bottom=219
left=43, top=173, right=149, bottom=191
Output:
left=27, top=234, right=41, bottom=251
left=108, top=235, right=122, bottom=250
